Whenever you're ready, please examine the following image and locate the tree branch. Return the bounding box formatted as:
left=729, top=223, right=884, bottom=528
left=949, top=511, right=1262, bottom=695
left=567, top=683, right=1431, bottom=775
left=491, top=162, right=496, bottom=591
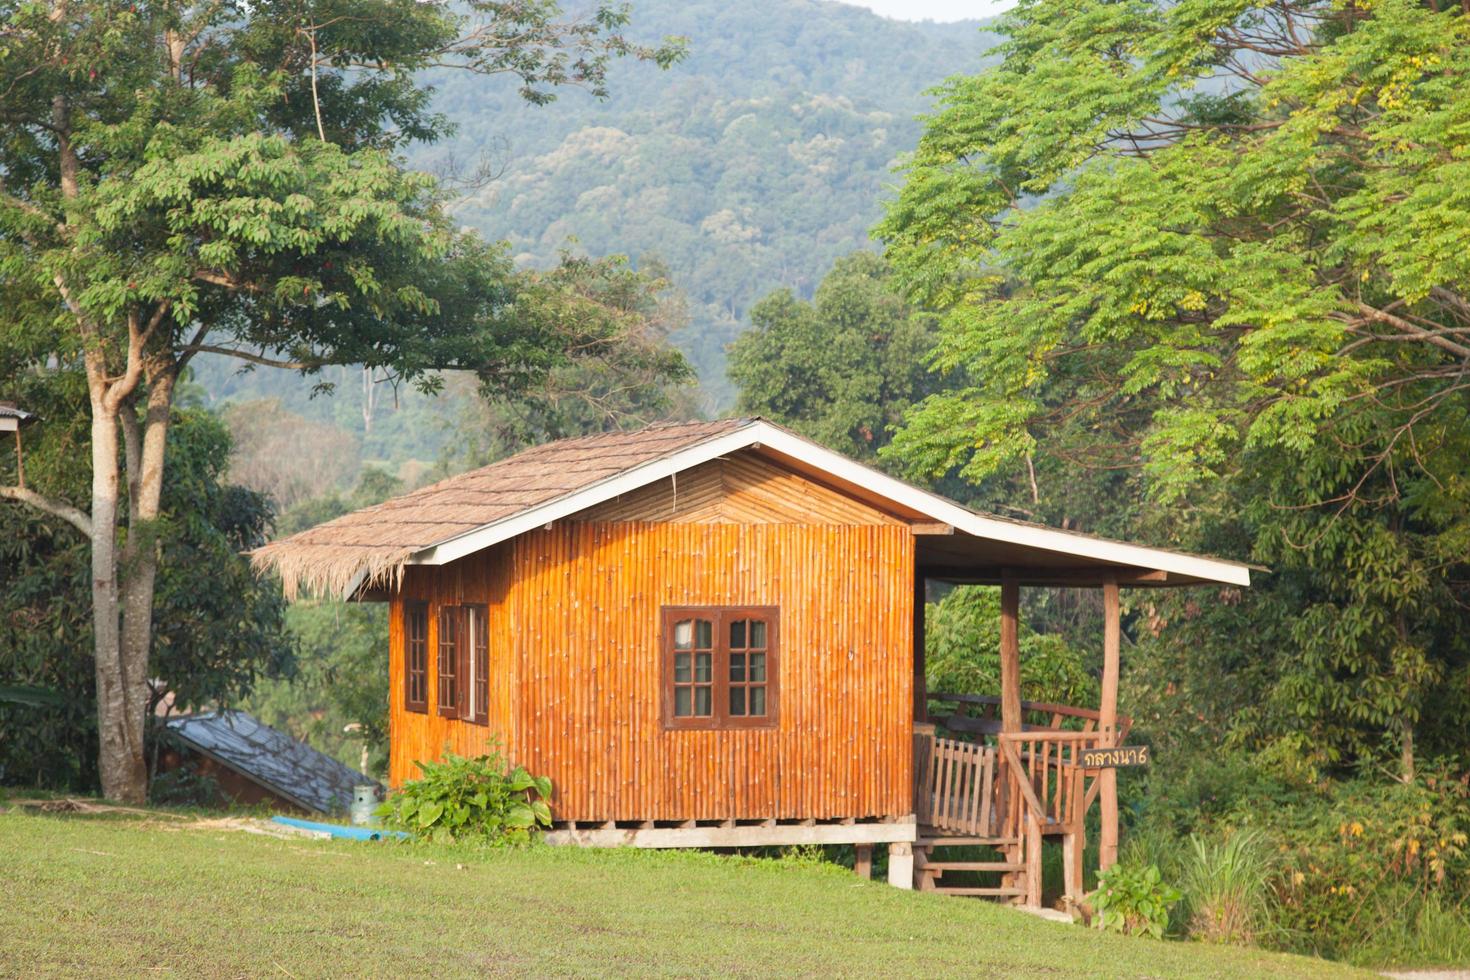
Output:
left=0, top=484, right=93, bottom=536
left=1352, top=303, right=1470, bottom=359
left=182, top=344, right=316, bottom=370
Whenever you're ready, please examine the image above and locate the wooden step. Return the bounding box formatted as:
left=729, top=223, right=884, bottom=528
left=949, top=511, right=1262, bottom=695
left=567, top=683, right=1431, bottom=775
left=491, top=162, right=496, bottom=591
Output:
left=917, top=860, right=1025, bottom=874
left=917, top=835, right=1020, bottom=847
left=927, top=886, right=1026, bottom=897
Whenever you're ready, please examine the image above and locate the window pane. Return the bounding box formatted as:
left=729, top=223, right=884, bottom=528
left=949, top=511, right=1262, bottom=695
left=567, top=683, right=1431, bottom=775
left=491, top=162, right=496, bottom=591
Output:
left=730, top=620, right=746, bottom=649
left=694, top=686, right=712, bottom=716
left=675, top=687, right=691, bottom=717
left=730, top=652, right=745, bottom=682
left=674, top=620, right=693, bottom=650
left=674, top=652, right=691, bottom=683
left=750, top=652, right=766, bottom=682
left=695, top=619, right=712, bottom=649
left=750, top=620, right=766, bottom=648
left=750, top=686, right=766, bottom=716
left=730, top=687, right=746, bottom=716
left=694, top=652, right=712, bottom=682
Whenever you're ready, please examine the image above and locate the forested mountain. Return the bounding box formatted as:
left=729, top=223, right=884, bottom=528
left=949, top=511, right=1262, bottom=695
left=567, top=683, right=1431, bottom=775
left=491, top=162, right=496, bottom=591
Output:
left=425, top=1, right=997, bottom=403
left=197, top=1, right=998, bottom=448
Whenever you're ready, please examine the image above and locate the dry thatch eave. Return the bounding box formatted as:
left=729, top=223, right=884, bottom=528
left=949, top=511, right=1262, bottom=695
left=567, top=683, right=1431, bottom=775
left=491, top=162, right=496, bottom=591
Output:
left=249, top=418, right=755, bottom=600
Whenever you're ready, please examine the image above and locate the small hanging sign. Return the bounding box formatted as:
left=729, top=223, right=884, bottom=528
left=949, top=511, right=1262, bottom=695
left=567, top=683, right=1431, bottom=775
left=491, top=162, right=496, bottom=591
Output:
left=1080, top=744, right=1150, bottom=768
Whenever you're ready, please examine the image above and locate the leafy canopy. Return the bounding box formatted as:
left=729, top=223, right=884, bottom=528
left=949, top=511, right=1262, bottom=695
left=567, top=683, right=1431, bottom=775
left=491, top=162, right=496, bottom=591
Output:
left=878, top=0, right=1470, bottom=502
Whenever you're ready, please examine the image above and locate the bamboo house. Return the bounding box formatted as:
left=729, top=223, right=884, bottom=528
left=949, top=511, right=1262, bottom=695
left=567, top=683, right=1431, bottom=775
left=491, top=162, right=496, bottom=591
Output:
left=253, top=418, right=1251, bottom=905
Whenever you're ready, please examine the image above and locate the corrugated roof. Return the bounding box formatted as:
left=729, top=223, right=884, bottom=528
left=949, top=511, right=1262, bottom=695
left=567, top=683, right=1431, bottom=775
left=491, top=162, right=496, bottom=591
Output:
left=252, top=418, right=752, bottom=598
left=164, top=709, right=375, bottom=814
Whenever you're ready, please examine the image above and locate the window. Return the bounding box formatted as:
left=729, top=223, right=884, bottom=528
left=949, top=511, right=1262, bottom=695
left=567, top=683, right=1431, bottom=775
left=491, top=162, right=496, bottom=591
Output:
left=437, top=605, right=460, bottom=718
left=404, top=601, right=428, bottom=713
left=662, top=606, right=777, bottom=730
left=466, top=604, right=489, bottom=726
left=426, top=604, right=490, bottom=724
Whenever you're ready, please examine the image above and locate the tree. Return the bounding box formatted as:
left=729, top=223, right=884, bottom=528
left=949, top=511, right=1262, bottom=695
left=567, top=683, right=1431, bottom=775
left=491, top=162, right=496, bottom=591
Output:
left=442, top=252, right=698, bottom=469
left=0, top=0, right=683, bottom=801
left=0, top=371, right=292, bottom=791
left=877, top=0, right=1470, bottom=776
left=729, top=252, right=937, bottom=462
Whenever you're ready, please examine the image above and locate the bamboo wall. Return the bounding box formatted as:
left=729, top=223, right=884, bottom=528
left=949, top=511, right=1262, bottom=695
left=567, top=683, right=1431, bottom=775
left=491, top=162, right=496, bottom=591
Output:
left=387, top=456, right=916, bottom=821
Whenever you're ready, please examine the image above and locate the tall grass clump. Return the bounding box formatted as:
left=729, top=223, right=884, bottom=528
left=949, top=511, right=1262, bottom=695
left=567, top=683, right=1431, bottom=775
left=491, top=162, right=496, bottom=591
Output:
left=1180, top=829, right=1273, bottom=945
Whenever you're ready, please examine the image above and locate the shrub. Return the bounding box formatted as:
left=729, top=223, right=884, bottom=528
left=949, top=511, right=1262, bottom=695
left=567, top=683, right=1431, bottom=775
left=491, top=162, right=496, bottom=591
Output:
left=1093, top=863, right=1181, bottom=939
left=1263, top=766, right=1470, bottom=960
left=378, top=747, right=552, bottom=845
left=1180, top=830, right=1273, bottom=945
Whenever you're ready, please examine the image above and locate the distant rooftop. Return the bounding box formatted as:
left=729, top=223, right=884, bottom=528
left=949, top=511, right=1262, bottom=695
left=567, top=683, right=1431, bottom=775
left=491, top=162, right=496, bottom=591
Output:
left=165, top=709, right=375, bottom=814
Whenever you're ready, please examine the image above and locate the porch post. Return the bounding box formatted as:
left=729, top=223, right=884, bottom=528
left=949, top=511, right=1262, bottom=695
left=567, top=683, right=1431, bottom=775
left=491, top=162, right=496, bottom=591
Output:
left=1099, top=574, right=1121, bottom=872
left=913, top=573, right=928, bottom=722
left=999, top=569, right=1022, bottom=733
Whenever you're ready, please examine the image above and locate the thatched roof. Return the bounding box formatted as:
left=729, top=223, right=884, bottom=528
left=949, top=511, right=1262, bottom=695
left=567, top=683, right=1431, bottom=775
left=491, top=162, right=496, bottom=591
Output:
left=254, top=416, right=1255, bottom=599
left=252, top=418, right=751, bottom=599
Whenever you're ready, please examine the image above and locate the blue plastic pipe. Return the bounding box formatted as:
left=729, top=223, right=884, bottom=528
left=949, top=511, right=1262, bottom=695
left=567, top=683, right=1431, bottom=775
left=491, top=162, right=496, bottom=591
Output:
left=271, top=815, right=411, bottom=841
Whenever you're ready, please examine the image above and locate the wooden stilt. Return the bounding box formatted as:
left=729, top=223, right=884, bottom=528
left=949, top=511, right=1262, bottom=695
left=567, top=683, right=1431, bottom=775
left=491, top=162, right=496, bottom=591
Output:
left=1099, top=575, right=1121, bottom=872
left=854, top=844, right=872, bottom=880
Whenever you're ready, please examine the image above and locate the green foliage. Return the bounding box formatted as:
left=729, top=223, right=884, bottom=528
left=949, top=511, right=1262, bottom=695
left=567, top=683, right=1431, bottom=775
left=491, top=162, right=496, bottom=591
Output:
left=1093, top=863, right=1181, bottom=940
left=880, top=0, right=1470, bottom=779
left=147, top=762, right=222, bottom=810
left=1260, top=766, right=1470, bottom=961
left=0, top=377, right=293, bottom=791
left=730, top=252, right=938, bottom=462
left=1180, top=830, right=1274, bottom=946
left=428, top=0, right=1001, bottom=403
left=243, top=602, right=389, bottom=778
left=925, top=586, right=1094, bottom=708
left=378, top=748, right=553, bottom=845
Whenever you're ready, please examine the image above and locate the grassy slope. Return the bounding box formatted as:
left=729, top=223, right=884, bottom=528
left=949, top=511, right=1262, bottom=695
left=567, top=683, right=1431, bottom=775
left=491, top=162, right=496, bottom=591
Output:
left=0, top=808, right=1368, bottom=978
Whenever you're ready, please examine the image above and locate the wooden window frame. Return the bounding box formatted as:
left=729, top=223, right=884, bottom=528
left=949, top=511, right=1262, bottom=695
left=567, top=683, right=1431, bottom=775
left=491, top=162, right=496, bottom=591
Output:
left=404, top=600, right=429, bottom=714
left=436, top=605, right=461, bottom=719
left=661, top=605, right=778, bottom=731
left=465, top=604, right=489, bottom=726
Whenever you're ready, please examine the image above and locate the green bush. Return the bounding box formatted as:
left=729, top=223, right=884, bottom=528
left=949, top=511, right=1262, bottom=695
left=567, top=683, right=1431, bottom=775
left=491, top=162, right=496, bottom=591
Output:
left=1262, top=765, right=1470, bottom=962
left=1180, top=830, right=1273, bottom=945
left=1093, top=863, right=1181, bottom=939
left=378, top=747, right=553, bottom=845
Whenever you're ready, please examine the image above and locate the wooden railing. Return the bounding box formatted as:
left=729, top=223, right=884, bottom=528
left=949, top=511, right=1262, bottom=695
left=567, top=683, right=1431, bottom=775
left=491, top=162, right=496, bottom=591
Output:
left=913, top=727, right=1002, bottom=838
left=914, top=700, right=1128, bottom=905
left=928, top=693, right=1131, bottom=742
left=996, top=730, right=1111, bottom=834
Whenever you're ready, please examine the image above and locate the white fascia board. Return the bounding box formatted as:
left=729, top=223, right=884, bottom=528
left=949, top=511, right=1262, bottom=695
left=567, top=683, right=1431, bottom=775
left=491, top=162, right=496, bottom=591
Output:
left=410, top=419, right=1251, bottom=587
left=746, top=424, right=1251, bottom=587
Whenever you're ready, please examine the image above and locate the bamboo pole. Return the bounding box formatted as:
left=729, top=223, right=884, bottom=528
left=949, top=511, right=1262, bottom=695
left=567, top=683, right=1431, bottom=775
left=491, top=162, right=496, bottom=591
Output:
left=1099, top=575, right=1120, bottom=872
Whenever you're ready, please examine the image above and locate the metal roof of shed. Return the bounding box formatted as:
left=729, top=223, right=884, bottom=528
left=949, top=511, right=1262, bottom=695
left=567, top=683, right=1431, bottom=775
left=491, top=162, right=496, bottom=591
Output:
left=165, top=709, right=374, bottom=814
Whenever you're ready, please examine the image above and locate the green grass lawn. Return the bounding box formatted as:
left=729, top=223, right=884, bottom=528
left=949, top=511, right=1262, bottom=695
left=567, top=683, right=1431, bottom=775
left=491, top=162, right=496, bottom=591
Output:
left=0, top=803, right=1372, bottom=978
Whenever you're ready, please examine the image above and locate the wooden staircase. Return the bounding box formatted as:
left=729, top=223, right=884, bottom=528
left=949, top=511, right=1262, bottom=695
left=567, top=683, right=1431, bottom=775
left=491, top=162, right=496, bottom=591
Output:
left=913, top=840, right=1026, bottom=897
left=913, top=717, right=1116, bottom=906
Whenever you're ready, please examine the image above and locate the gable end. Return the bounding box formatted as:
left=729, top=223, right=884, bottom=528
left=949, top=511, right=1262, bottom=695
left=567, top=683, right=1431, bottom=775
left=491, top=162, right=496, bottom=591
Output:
left=573, top=452, right=904, bottom=526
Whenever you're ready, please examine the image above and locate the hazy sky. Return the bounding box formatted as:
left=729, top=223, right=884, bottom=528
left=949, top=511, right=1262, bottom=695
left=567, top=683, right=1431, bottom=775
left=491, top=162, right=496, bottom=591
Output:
left=841, top=0, right=1013, bottom=21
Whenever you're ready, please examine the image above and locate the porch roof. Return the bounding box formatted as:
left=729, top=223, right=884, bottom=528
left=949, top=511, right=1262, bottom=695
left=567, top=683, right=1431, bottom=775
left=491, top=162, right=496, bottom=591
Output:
left=251, top=417, right=1253, bottom=598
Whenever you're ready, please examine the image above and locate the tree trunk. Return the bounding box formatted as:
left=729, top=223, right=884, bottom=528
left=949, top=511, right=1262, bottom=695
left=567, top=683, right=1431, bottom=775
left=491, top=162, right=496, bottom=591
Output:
left=89, top=393, right=147, bottom=802
left=1401, top=717, right=1415, bottom=784
left=118, top=366, right=177, bottom=796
